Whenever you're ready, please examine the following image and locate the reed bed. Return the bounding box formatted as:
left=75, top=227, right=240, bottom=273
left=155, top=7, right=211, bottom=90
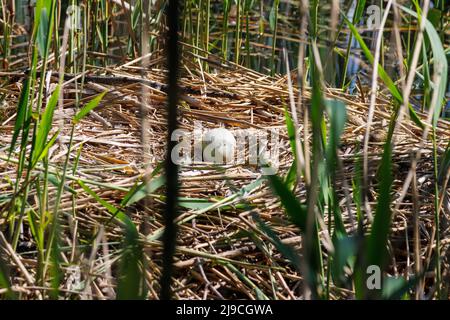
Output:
left=0, top=0, right=449, bottom=300
left=0, top=46, right=448, bottom=299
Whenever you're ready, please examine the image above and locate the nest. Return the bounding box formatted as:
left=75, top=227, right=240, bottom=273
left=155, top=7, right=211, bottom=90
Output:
left=0, top=50, right=449, bottom=300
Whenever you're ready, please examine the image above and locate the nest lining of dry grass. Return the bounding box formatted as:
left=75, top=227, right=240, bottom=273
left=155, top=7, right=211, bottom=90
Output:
left=0, top=50, right=449, bottom=299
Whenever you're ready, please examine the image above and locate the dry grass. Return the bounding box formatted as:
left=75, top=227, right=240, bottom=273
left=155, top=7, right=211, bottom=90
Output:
left=0, top=45, right=448, bottom=299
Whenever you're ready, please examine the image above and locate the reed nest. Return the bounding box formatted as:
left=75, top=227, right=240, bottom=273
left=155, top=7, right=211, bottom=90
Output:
left=0, top=49, right=449, bottom=300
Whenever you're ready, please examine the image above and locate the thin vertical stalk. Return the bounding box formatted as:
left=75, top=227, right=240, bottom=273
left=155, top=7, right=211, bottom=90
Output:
left=222, top=0, right=230, bottom=59
left=234, top=0, right=241, bottom=64
left=431, top=128, right=441, bottom=298
left=245, top=5, right=250, bottom=68
left=205, top=0, right=210, bottom=53
left=270, top=0, right=279, bottom=76
left=195, top=0, right=202, bottom=55
left=362, top=0, right=393, bottom=221
left=341, top=0, right=366, bottom=89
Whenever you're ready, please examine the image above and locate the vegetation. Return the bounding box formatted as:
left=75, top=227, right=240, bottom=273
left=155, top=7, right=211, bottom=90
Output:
left=0, top=0, right=449, bottom=300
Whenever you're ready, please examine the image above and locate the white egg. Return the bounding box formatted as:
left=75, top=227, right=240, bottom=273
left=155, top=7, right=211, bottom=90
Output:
left=202, top=128, right=236, bottom=164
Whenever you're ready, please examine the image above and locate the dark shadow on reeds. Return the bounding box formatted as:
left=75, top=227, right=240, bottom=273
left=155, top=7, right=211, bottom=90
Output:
left=160, top=0, right=180, bottom=300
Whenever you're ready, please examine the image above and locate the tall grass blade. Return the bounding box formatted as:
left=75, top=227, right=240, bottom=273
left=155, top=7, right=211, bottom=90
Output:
left=267, top=174, right=322, bottom=295
left=253, top=213, right=301, bottom=271
left=400, top=6, right=448, bottom=127
left=77, top=181, right=145, bottom=299
left=73, top=91, right=107, bottom=124
left=365, top=141, right=393, bottom=298
left=284, top=108, right=297, bottom=190
left=8, top=77, right=31, bottom=160
left=31, top=85, right=60, bottom=166
left=344, top=16, right=424, bottom=129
